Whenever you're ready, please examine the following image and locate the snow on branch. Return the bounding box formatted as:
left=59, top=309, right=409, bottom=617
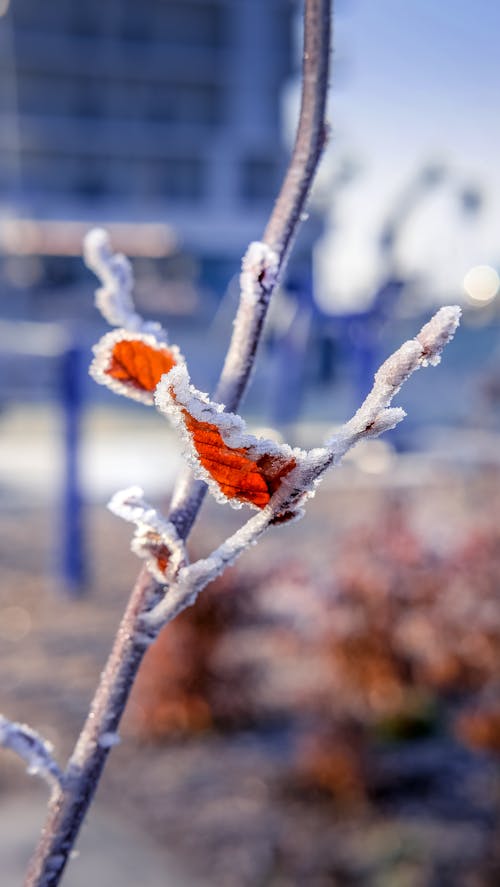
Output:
left=0, top=715, right=64, bottom=789
left=108, top=486, right=187, bottom=584
left=214, top=241, right=279, bottom=409
left=85, top=228, right=185, bottom=405
left=240, top=241, right=279, bottom=306
left=84, top=228, right=144, bottom=332
left=324, top=305, right=462, bottom=463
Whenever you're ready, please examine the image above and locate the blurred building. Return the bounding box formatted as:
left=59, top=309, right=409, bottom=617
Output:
left=0, top=0, right=295, bottom=305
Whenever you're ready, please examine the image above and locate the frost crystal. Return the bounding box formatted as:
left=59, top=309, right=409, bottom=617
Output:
left=84, top=228, right=164, bottom=336
left=240, top=241, right=279, bottom=305
left=324, top=305, right=462, bottom=462
left=97, top=731, right=121, bottom=749
left=84, top=228, right=143, bottom=331
left=0, top=715, right=63, bottom=788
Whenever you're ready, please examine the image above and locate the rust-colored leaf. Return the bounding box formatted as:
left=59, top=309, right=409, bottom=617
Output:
left=108, top=339, right=177, bottom=393
left=181, top=407, right=296, bottom=508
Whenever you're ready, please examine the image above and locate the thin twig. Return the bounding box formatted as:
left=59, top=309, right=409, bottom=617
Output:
left=24, top=566, right=159, bottom=887
left=0, top=716, right=64, bottom=790
left=216, top=0, right=331, bottom=409
left=24, top=2, right=332, bottom=884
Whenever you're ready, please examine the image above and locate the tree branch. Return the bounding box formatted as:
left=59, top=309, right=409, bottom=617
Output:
left=143, top=305, right=461, bottom=630
left=24, top=2, right=332, bottom=884
left=24, top=566, right=159, bottom=887
left=0, top=716, right=64, bottom=790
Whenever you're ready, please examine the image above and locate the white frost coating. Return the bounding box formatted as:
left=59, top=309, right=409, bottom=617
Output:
left=0, top=715, right=63, bottom=789
left=154, top=362, right=304, bottom=510
left=90, top=328, right=183, bottom=405
left=323, top=305, right=462, bottom=461
left=240, top=241, right=279, bottom=305
left=416, top=305, right=461, bottom=366
left=108, top=486, right=186, bottom=583
left=85, top=228, right=186, bottom=407
left=157, top=363, right=297, bottom=454
left=84, top=228, right=141, bottom=331
left=215, top=241, right=280, bottom=405
left=97, top=731, right=121, bottom=749
left=84, top=228, right=164, bottom=335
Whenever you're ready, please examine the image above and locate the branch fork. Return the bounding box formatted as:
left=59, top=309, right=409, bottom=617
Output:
left=0, top=716, right=64, bottom=790
left=3, top=4, right=462, bottom=885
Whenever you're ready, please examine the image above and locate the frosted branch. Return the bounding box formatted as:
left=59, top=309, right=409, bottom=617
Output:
left=0, top=715, right=63, bottom=789
left=27, top=4, right=332, bottom=883
left=323, top=305, right=462, bottom=463
left=262, top=0, right=330, bottom=265
left=213, top=241, right=279, bottom=409
left=83, top=228, right=162, bottom=336
left=145, top=305, right=462, bottom=629
left=154, top=306, right=461, bottom=531
left=143, top=507, right=271, bottom=628
left=240, top=241, right=280, bottom=305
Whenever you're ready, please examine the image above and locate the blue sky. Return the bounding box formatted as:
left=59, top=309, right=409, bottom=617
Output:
left=307, top=0, right=500, bottom=310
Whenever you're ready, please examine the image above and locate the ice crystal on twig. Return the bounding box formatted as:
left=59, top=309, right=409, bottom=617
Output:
left=85, top=227, right=184, bottom=404
left=84, top=228, right=144, bottom=332
left=240, top=241, right=279, bottom=305
left=215, top=242, right=280, bottom=407
left=324, top=305, right=462, bottom=462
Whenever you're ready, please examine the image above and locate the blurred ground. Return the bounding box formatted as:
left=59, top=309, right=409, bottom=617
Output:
left=2, top=436, right=500, bottom=885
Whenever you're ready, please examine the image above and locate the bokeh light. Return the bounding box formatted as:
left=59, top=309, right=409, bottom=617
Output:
left=463, top=264, right=500, bottom=304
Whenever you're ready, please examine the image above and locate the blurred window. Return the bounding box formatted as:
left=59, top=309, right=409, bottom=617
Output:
left=11, top=0, right=71, bottom=32
left=18, top=150, right=65, bottom=192
left=160, top=156, right=205, bottom=201
left=16, top=71, right=104, bottom=119
left=12, top=1, right=226, bottom=48
left=69, top=7, right=101, bottom=39
left=74, top=159, right=107, bottom=198
left=240, top=155, right=282, bottom=203
left=9, top=146, right=204, bottom=203
left=146, top=82, right=223, bottom=127
left=14, top=70, right=222, bottom=128
left=126, top=1, right=227, bottom=49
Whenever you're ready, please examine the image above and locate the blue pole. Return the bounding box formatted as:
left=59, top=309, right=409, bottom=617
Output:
left=59, top=339, right=86, bottom=595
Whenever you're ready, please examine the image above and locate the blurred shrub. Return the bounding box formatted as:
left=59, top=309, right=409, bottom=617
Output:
left=125, top=496, right=500, bottom=796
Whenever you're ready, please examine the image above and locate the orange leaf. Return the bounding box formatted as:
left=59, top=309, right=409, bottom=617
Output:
left=181, top=407, right=296, bottom=508
left=90, top=330, right=181, bottom=405
left=108, top=338, right=176, bottom=393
